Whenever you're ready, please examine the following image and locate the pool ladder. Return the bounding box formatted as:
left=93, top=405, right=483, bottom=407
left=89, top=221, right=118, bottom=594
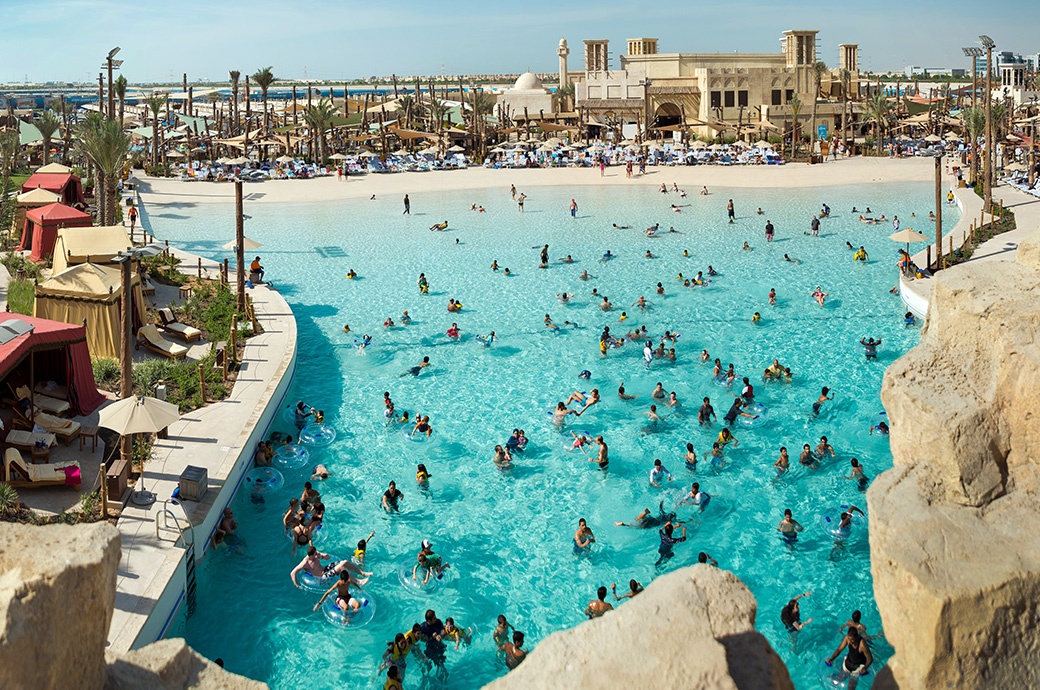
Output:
left=155, top=500, right=198, bottom=618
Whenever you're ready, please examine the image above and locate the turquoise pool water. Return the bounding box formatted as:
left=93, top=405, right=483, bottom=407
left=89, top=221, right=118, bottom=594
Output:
left=153, top=180, right=954, bottom=689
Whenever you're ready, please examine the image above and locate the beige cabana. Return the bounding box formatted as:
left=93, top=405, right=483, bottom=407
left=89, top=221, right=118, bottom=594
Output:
left=34, top=263, right=147, bottom=360
left=35, top=162, right=73, bottom=174
left=13, top=188, right=61, bottom=234
left=51, top=225, right=131, bottom=275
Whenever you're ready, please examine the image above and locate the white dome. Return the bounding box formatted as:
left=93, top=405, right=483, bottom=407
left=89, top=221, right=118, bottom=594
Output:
left=513, top=72, right=545, bottom=91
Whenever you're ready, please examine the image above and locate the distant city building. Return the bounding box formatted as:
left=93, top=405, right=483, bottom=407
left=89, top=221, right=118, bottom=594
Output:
left=904, top=66, right=967, bottom=78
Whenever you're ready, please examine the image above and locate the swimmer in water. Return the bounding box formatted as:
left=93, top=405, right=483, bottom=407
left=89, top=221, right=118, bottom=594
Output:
left=679, top=482, right=711, bottom=511
left=633, top=295, right=650, bottom=311
left=552, top=402, right=578, bottom=426
left=777, top=508, right=804, bottom=543
left=585, top=586, right=613, bottom=618
left=799, top=444, right=819, bottom=468
left=612, top=580, right=645, bottom=601
left=573, top=518, right=595, bottom=554
left=601, top=250, right=614, bottom=262
left=600, top=296, right=613, bottom=311
left=651, top=382, right=666, bottom=399
left=774, top=446, right=790, bottom=477
left=579, top=270, right=591, bottom=280
left=560, top=255, right=574, bottom=264
left=400, top=310, right=411, bottom=324
left=591, top=436, right=609, bottom=469
left=683, top=442, right=697, bottom=470
left=617, top=383, right=637, bottom=400
left=811, top=286, right=828, bottom=306
left=648, top=459, right=673, bottom=487
left=401, top=356, right=430, bottom=377
left=614, top=499, right=676, bottom=528
left=743, top=241, right=752, bottom=251
left=493, top=445, right=512, bottom=468
left=699, top=349, right=710, bottom=364
left=846, top=458, right=870, bottom=490
left=491, top=260, right=499, bottom=271
left=869, top=421, right=889, bottom=435
left=544, top=314, right=560, bottom=331
left=612, top=223, right=631, bottom=229
left=698, top=397, right=716, bottom=425
left=645, top=404, right=663, bottom=423
left=769, top=288, right=777, bottom=305
left=784, top=254, right=800, bottom=264
left=557, top=292, right=573, bottom=303
left=816, top=435, right=835, bottom=458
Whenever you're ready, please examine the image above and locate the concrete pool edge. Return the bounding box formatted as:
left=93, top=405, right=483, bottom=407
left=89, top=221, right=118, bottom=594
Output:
left=106, top=209, right=299, bottom=653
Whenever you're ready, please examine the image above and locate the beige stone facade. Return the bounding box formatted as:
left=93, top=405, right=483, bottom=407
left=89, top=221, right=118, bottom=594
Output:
left=574, top=30, right=863, bottom=142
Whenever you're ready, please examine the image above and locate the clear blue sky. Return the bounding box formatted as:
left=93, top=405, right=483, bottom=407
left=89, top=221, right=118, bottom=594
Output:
left=2, top=0, right=1033, bottom=84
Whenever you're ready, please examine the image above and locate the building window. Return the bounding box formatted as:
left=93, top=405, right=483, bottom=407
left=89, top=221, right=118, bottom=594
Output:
left=771, top=89, right=782, bottom=106
left=738, top=90, right=749, bottom=107
left=710, top=91, right=721, bottom=109
left=785, top=89, right=794, bottom=103
left=724, top=91, right=735, bottom=108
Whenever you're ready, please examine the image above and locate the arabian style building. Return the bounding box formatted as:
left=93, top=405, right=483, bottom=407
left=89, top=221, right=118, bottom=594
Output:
left=571, top=30, right=863, bottom=143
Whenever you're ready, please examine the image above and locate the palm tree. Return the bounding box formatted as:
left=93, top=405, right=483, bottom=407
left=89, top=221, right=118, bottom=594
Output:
left=303, top=97, right=336, bottom=162
left=114, top=75, right=128, bottom=126
left=0, top=129, right=19, bottom=245
left=553, top=83, right=575, bottom=113
left=963, top=106, right=985, bottom=185
left=145, top=93, right=168, bottom=168
left=427, top=98, right=448, bottom=135
left=77, top=115, right=130, bottom=225
left=35, top=111, right=61, bottom=165
left=252, top=66, right=276, bottom=132
left=229, top=70, right=241, bottom=134
left=809, top=61, right=828, bottom=154
left=396, top=95, right=415, bottom=130
left=864, top=92, right=892, bottom=155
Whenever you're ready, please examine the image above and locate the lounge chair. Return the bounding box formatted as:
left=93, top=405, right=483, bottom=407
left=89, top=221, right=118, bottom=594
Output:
left=13, top=385, right=70, bottom=416
left=30, top=412, right=81, bottom=446
left=6, top=429, right=57, bottom=454
left=3, top=448, right=80, bottom=490
left=157, top=308, right=203, bottom=343
left=137, top=324, right=188, bottom=360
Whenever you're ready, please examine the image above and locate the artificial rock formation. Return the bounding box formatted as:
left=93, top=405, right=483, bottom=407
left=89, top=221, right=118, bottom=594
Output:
left=484, top=565, right=793, bottom=690
left=870, top=226, right=1040, bottom=688
left=0, top=523, right=265, bottom=690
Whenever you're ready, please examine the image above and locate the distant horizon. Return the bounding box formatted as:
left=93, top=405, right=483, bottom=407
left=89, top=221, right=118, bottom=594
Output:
left=2, top=0, right=1033, bottom=85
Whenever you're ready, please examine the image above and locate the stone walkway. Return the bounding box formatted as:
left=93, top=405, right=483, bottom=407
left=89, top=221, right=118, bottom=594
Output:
left=967, top=185, right=1040, bottom=265
left=107, top=275, right=296, bottom=652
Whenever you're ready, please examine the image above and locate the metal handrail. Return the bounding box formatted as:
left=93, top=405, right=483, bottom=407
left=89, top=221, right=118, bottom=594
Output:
left=154, top=499, right=195, bottom=552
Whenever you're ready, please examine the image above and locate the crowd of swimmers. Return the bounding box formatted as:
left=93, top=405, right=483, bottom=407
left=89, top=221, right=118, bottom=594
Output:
left=229, top=182, right=919, bottom=688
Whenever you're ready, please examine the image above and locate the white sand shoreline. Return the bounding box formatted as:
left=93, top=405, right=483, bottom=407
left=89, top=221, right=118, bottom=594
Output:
left=136, top=157, right=937, bottom=207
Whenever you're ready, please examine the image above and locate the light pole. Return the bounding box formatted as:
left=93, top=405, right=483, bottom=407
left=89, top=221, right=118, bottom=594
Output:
left=641, top=78, right=653, bottom=143
left=114, top=243, right=165, bottom=474
left=235, top=180, right=246, bottom=311
left=103, top=47, right=121, bottom=121
left=979, top=35, right=995, bottom=212
left=962, top=47, right=983, bottom=185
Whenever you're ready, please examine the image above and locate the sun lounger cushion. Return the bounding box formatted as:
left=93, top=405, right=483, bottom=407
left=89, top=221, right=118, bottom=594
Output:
left=138, top=324, right=189, bottom=358
left=4, top=448, right=80, bottom=486
left=32, top=394, right=70, bottom=416
left=164, top=322, right=203, bottom=342
left=6, top=429, right=57, bottom=449
left=33, top=412, right=81, bottom=439
left=15, top=385, right=71, bottom=415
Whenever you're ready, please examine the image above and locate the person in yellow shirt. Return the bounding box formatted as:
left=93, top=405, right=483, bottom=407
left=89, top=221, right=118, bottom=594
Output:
left=852, top=246, right=868, bottom=262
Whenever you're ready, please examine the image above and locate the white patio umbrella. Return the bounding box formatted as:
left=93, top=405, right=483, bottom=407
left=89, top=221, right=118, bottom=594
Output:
left=329, top=153, right=348, bottom=160
left=690, top=141, right=708, bottom=149
left=753, top=140, right=772, bottom=148
left=222, top=236, right=263, bottom=251
left=447, top=145, right=465, bottom=153
left=889, top=228, right=928, bottom=254
left=98, top=395, right=182, bottom=506
left=924, top=134, right=942, bottom=143
left=276, top=155, right=294, bottom=163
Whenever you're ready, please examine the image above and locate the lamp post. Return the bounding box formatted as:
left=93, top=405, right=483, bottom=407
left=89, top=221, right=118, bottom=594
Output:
left=114, top=243, right=165, bottom=470
left=235, top=179, right=246, bottom=311
left=641, top=78, right=653, bottom=142
left=962, top=47, right=983, bottom=184
left=979, top=35, right=996, bottom=212
left=103, top=47, right=121, bottom=121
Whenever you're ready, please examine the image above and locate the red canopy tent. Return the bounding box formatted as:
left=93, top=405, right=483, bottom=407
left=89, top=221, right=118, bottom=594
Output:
left=0, top=315, right=106, bottom=416
left=20, top=172, right=85, bottom=207
left=20, top=203, right=92, bottom=263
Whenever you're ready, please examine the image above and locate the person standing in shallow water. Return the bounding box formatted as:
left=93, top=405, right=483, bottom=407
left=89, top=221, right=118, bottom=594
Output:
left=403, top=194, right=410, bottom=215
left=727, top=199, right=735, bottom=223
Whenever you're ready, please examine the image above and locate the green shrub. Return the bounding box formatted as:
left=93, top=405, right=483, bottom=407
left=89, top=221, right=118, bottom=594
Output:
left=91, top=356, right=120, bottom=390
left=0, top=482, right=18, bottom=516
left=6, top=279, right=35, bottom=316
left=141, top=253, right=186, bottom=286
left=1, top=252, right=42, bottom=280
left=183, top=282, right=242, bottom=342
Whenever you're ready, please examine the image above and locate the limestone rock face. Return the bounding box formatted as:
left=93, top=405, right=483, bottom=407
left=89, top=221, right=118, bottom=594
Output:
left=871, top=228, right=1040, bottom=688
left=482, top=565, right=793, bottom=690
left=0, top=522, right=121, bottom=690
left=105, top=638, right=266, bottom=690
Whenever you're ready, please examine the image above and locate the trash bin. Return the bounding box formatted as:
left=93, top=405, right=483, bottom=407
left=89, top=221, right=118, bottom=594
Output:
left=178, top=465, right=208, bottom=502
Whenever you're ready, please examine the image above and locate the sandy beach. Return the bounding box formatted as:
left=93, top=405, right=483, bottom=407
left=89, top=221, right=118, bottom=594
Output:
left=137, top=156, right=937, bottom=206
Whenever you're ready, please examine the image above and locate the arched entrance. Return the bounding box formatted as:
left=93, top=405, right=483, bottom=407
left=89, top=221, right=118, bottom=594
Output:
left=652, top=102, right=682, bottom=128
